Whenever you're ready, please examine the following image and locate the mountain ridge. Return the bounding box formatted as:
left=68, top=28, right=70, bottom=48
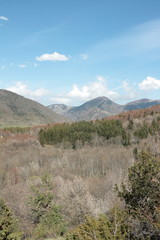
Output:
left=0, top=89, right=67, bottom=127
left=49, top=96, right=160, bottom=121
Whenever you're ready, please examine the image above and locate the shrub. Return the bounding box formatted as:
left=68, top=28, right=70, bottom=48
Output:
left=0, top=198, right=23, bottom=240
left=116, top=151, right=160, bottom=239
left=65, top=208, right=129, bottom=240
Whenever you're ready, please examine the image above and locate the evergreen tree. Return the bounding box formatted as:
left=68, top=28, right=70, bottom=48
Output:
left=65, top=208, right=129, bottom=240
left=116, top=151, right=160, bottom=239
left=29, top=175, right=66, bottom=239
left=0, top=198, right=22, bottom=240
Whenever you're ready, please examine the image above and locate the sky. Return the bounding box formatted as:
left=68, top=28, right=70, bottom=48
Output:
left=0, top=0, right=160, bottom=106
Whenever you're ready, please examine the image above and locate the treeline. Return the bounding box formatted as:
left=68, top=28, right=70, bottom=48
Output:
left=39, top=120, right=129, bottom=148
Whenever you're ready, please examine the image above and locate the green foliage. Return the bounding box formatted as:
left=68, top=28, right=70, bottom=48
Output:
left=0, top=198, right=23, bottom=240
left=65, top=208, right=129, bottom=240
left=134, top=119, right=160, bottom=139
left=149, top=119, right=160, bottom=135
left=39, top=120, right=124, bottom=148
left=29, top=175, right=66, bottom=239
left=116, top=151, right=160, bottom=239
left=95, top=119, right=123, bottom=139
left=122, top=129, right=130, bottom=146
left=134, top=122, right=149, bottom=139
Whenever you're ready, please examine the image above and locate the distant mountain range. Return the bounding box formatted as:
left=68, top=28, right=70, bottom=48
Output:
left=49, top=97, right=160, bottom=121
left=123, top=98, right=160, bottom=111
left=1, top=89, right=160, bottom=127
left=0, top=89, right=67, bottom=127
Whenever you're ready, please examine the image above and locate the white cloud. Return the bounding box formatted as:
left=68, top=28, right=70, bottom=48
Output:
left=67, top=76, right=119, bottom=101
left=80, top=53, right=89, bottom=60
left=36, top=52, right=69, bottom=62
left=19, top=62, right=39, bottom=68
left=7, top=81, right=49, bottom=99
left=139, top=76, right=160, bottom=90
left=18, top=64, right=27, bottom=68
left=0, top=16, right=8, bottom=21
left=50, top=97, right=71, bottom=105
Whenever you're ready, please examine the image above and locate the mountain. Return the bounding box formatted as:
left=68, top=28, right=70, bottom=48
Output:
left=66, top=96, right=124, bottom=121
left=48, top=104, right=73, bottom=115
left=49, top=97, right=123, bottom=121
left=49, top=97, right=160, bottom=121
left=0, top=89, right=67, bottom=127
left=123, top=98, right=160, bottom=111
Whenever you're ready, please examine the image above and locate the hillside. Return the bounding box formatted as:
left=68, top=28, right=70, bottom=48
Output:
left=106, top=103, right=160, bottom=122
left=124, top=98, right=160, bottom=111
left=49, top=97, right=160, bottom=121
left=0, top=89, right=67, bottom=127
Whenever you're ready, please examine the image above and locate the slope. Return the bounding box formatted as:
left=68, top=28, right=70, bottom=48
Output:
left=0, top=89, right=66, bottom=127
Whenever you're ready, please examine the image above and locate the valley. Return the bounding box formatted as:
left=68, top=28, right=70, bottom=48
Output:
left=0, top=92, right=160, bottom=239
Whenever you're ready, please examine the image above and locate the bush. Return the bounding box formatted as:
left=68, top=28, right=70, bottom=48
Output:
left=116, top=151, right=160, bottom=239
left=0, top=198, right=23, bottom=240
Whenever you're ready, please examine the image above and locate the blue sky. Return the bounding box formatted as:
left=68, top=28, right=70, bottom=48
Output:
left=0, top=0, right=160, bottom=106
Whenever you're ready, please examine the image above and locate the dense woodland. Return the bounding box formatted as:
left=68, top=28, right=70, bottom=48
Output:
left=0, top=108, right=160, bottom=239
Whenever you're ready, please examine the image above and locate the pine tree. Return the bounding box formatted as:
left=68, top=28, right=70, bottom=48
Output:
left=0, top=198, right=22, bottom=240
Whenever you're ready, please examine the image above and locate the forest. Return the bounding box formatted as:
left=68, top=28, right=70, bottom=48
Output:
left=0, top=110, right=160, bottom=239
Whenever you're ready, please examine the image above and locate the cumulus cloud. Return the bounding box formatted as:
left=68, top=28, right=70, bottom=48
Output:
left=7, top=81, right=49, bottom=99
left=139, top=76, right=160, bottom=90
left=67, top=76, right=119, bottom=101
left=0, top=16, right=8, bottom=21
left=36, top=52, right=69, bottom=62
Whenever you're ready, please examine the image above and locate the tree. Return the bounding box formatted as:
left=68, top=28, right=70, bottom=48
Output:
left=65, top=208, right=130, bottom=240
left=0, top=198, right=22, bottom=240
left=116, top=151, right=160, bottom=239
left=29, top=175, right=66, bottom=239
